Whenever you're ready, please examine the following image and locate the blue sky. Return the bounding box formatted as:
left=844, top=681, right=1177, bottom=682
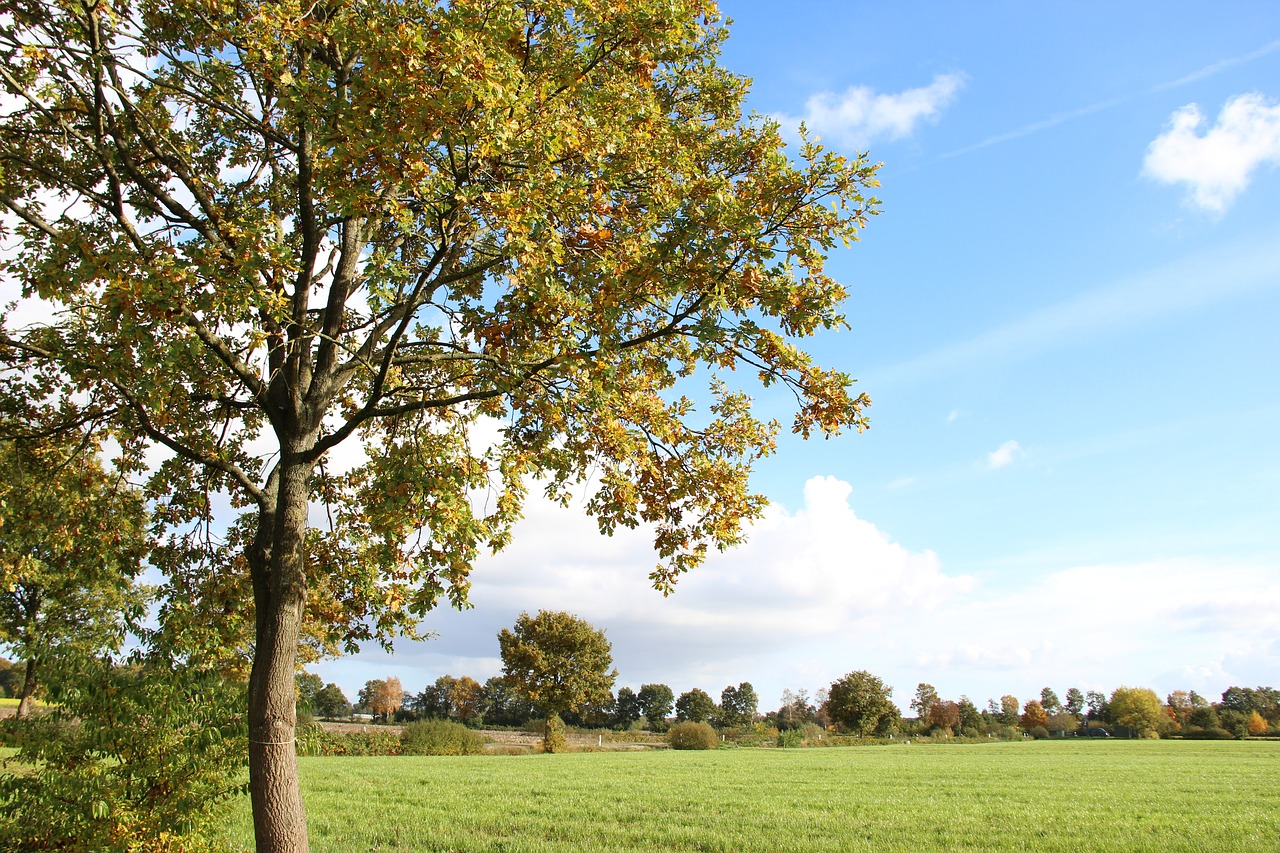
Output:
left=313, top=1, right=1280, bottom=715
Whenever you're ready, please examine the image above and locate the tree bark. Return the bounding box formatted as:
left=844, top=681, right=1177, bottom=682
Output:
left=247, top=453, right=311, bottom=853
left=14, top=657, right=37, bottom=719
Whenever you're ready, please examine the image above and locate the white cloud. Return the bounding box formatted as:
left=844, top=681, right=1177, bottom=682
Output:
left=986, top=440, right=1022, bottom=469
left=1143, top=93, right=1280, bottom=212
left=775, top=73, right=965, bottom=150
left=316, top=477, right=1280, bottom=711
left=910, top=559, right=1280, bottom=702
left=324, top=474, right=975, bottom=703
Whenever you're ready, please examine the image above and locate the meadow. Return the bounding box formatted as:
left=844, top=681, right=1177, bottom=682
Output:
left=224, top=739, right=1279, bottom=851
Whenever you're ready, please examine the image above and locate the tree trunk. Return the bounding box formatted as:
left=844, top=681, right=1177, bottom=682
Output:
left=247, top=455, right=311, bottom=853
left=14, top=657, right=37, bottom=719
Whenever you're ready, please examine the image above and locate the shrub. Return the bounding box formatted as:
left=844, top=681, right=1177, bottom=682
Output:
left=295, top=724, right=401, bottom=756
left=669, top=721, right=718, bottom=750
left=1029, top=726, right=1050, bottom=739
left=0, top=653, right=246, bottom=853
left=774, top=728, right=804, bottom=748
left=543, top=714, right=568, bottom=753
left=400, top=720, right=485, bottom=756
left=1183, top=726, right=1234, bottom=740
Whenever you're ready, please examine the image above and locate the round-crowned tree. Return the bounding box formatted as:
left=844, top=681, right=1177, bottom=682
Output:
left=826, top=670, right=898, bottom=736
left=675, top=688, right=717, bottom=724
left=498, top=611, right=617, bottom=751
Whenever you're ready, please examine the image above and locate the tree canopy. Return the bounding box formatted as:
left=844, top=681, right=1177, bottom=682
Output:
left=638, top=683, right=675, bottom=730
left=0, top=436, right=148, bottom=717
left=498, top=609, right=617, bottom=744
left=674, top=687, right=716, bottom=724
left=0, top=1, right=877, bottom=847
left=719, top=681, right=758, bottom=727
left=1108, top=687, right=1163, bottom=737
left=825, top=670, right=897, bottom=737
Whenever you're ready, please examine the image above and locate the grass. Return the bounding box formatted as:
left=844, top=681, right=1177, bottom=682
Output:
left=223, top=739, right=1280, bottom=851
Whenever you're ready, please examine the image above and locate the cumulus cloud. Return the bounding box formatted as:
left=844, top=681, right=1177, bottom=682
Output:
left=1143, top=92, right=1280, bottom=212
left=910, top=559, right=1280, bottom=702
left=334, top=474, right=974, bottom=699
left=317, top=477, right=1280, bottom=711
left=775, top=73, right=965, bottom=150
left=986, top=440, right=1023, bottom=469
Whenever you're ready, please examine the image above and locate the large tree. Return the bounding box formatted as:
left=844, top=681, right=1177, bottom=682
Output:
left=910, top=682, right=939, bottom=720
left=0, top=1, right=877, bottom=848
left=719, top=681, right=758, bottom=727
left=310, top=682, right=351, bottom=719
left=674, top=687, right=716, bottom=724
left=0, top=436, right=148, bottom=717
left=825, top=670, right=897, bottom=737
left=497, top=609, right=616, bottom=747
left=357, top=676, right=404, bottom=721
left=637, top=683, right=675, bottom=731
left=1108, top=687, right=1163, bottom=737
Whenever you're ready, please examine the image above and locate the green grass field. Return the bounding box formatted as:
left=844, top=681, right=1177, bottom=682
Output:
left=223, top=740, right=1279, bottom=851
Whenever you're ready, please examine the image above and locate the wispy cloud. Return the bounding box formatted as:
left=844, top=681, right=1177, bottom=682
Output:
left=1155, top=38, right=1280, bottom=90
left=870, top=233, right=1280, bottom=386
left=775, top=74, right=965, bottom=150
left=986, top=440, right=1023, bottom=469
left=1143, top=93, right=1280, bottom=213
left=937, top=38, right=1280, bottom=161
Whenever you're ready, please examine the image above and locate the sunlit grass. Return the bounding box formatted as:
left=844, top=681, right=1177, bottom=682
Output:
left=222, top=740, right=1279, bottom=851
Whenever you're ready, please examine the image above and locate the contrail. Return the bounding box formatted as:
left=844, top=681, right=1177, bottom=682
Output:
left=933, top=38, right=1280, bottom=162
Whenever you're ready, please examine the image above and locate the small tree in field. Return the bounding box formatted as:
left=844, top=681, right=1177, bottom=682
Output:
left=311, top=683, right=352, bottom=720
left=826, top=670, right=897, bottom=736
left=1020, top=700, right=1049, bottom=732
left=910, top=683, right=939, bottom=720
left=498, top=611, right=617, bottom=751
left=638, top=683, right=675, bottom=731
left=719, top=682, right=759, bottom=727
left=927, top=699, right=961, bottom=735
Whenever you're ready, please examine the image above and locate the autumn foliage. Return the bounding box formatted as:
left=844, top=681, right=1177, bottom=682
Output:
left=1, top=1, right=878, bottom=848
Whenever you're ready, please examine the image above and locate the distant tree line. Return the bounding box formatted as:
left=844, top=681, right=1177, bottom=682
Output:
left=300, top=671, right=762, bottom=734
left=290, top=645, right=1278, bottom=742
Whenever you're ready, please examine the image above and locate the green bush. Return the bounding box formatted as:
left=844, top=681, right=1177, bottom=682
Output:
left=543, top=714, right=569, bottom=753
left=1029, top=726, right=1050, bottom=739
left=400, top=720, right=485, bottom=756
left=669, top=721, right=718, bottom=750
left=295, top=724, right=402, bottom=756
left=1183, top=726, right=1234, bottom=740
left=776, top=728, right=805, bottom=748
left=0, top=653, right=245, bottom=853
